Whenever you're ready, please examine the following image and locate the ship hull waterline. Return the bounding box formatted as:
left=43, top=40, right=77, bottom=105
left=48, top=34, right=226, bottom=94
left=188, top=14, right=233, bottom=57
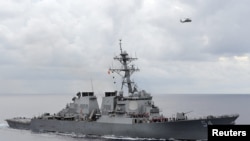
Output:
left=6, top=115, right=237, bottom=140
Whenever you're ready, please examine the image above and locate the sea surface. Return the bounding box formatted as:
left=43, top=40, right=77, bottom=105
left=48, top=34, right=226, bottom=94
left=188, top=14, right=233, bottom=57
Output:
left=0, top=94, right=249, bottom=141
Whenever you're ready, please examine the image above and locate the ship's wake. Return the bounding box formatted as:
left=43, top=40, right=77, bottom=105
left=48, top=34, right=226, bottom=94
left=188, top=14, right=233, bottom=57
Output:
left=53, top=132, right=184, bottom=141
left=52, top=132, right=165, bottom=140
left=0, top=122, right=8, bottom=129
left=102, top=135, right=167, bottom=141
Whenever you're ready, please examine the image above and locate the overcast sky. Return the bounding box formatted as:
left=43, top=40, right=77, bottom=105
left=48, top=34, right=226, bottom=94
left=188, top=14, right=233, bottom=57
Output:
left=0, top=0, right=249, bottom=95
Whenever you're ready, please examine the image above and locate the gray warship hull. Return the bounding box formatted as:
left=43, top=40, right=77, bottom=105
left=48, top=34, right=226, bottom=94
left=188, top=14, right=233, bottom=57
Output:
left=7, top=114, right=238, bottom=140
left=6, top=118, right=31, bottom=130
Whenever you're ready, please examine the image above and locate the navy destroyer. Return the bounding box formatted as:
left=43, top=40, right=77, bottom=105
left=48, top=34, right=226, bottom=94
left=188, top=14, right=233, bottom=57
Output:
left=6, top=40, right=239, bottom=140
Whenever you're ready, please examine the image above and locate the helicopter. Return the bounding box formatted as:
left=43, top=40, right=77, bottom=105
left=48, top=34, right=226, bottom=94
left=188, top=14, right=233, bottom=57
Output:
left=180, top=18, right=192, bottom=23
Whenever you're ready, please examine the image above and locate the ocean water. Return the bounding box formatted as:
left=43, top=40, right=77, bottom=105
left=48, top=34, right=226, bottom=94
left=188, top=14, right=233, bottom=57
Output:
left=0, top=94, right=249, bottom=141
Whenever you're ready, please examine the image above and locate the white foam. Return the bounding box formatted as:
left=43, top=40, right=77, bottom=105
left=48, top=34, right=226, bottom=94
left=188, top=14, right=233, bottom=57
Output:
left=27, top=131, right=180, bottom=141
left=0, top=122, right=8, bottom=128
left=54, top=132, right=87, bottom=138
left=102, top=135, right=167, bottom=140
left=48, top=132, right=168, bottom=141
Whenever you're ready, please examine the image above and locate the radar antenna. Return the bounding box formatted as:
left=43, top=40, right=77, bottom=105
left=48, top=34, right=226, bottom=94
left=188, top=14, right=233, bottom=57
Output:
left=119, top=39, right=123, bottom=53
left=109, top=40, right=139, bottom=95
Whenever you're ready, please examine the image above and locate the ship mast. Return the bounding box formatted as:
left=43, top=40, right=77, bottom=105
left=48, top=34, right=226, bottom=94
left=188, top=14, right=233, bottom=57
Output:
left=110, top=40, right=139, bottom=94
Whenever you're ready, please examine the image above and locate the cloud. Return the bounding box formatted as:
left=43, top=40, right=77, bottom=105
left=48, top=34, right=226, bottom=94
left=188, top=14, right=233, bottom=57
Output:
left=0, top=0, right=249, bottom=94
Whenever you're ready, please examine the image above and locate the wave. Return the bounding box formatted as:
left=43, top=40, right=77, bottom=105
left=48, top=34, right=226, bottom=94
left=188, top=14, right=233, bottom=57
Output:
left=0, top=122, right=8, bottom=128
left=102, top=135, right=168, bottom=140
left=52, top=132, right=169, bottom=140
left=56, top=133, right=172, bottom=141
